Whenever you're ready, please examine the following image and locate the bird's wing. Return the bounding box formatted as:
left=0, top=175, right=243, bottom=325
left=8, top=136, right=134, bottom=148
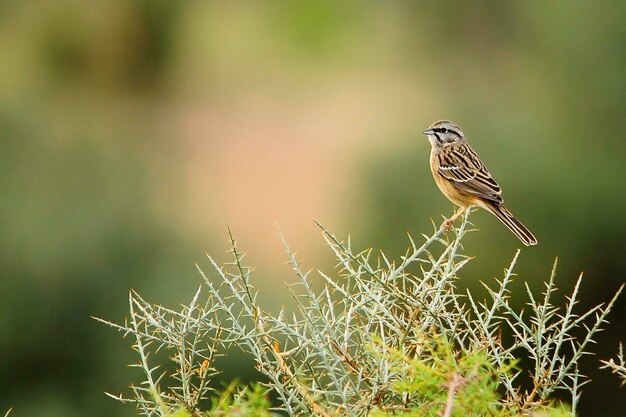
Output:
left=437, top=145, right=503, bottom=204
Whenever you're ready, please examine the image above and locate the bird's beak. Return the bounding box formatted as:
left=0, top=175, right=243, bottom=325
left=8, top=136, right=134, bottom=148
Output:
left=422, top=129, right=434, bottom=135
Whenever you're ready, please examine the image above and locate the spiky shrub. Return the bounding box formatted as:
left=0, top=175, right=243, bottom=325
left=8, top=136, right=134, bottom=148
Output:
left=601, top=344, right=626, bottom=387
left=98, top=210, right=623, bottom=416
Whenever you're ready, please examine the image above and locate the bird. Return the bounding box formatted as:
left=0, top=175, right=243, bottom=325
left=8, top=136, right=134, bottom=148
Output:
left=422, top=120, right=537, bottom=246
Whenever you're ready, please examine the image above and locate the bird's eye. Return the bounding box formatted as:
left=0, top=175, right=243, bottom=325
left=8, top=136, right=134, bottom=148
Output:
left=440, top=128, right=447, bottom=133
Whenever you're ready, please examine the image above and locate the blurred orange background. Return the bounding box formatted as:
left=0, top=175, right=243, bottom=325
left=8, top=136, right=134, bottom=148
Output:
left=1, top=1, right=624, bottom=416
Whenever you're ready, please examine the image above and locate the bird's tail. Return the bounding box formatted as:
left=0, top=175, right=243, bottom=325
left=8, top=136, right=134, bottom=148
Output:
left=484, top=203, right=538, bottom=246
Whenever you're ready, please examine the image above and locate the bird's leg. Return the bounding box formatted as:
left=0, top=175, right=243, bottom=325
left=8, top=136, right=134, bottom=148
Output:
left=443, top=207, right=466, bottom=230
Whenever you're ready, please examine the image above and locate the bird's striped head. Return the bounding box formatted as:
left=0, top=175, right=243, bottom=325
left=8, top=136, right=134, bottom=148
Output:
left=422, top=120, right=465, bottom=148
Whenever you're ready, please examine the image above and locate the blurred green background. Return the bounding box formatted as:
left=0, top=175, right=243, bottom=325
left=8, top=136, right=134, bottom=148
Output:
left=1, top=1, right=624, bottom=415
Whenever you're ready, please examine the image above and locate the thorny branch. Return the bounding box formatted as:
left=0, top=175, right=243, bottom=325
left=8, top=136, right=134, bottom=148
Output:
left=98, top=210, right=623, bottom=417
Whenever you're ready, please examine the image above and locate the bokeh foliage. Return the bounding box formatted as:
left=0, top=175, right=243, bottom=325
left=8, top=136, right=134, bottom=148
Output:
left=0, top=1, right=624, bottom=416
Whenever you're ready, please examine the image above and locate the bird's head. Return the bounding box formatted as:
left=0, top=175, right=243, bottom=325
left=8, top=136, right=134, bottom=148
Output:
left=422, top=120, right=465, bottom=148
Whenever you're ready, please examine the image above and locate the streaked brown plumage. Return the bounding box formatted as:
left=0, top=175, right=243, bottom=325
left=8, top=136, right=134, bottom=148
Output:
left=422, top=120, right=537, bottom=246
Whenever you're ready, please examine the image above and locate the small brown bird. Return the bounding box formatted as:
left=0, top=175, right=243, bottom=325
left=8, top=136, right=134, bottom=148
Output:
left=422, top=120, right=537, bottom=246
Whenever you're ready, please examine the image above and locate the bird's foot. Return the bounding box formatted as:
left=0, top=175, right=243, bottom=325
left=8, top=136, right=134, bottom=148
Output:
left=442, top=218, right=455, bottom=230
left=441, top=207, right=466, bottom=231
